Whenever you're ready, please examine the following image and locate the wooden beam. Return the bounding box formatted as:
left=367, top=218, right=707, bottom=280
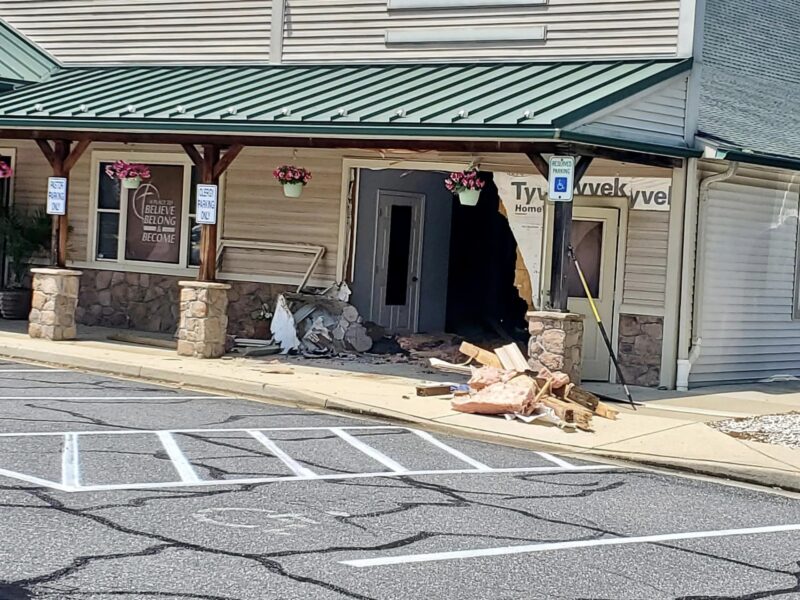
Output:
left=212, top=144, right=244, bottom=180
left=181, top=143, right=203, bottom=168
left=62, top=139, right=91, bottom=173
left=526, top=152, right=550, bottom=180
left=574, top=156, right=594, bottom=183
left=35, top=139, right=57, bottom=170
left=196, top=145, right=222, bottom=282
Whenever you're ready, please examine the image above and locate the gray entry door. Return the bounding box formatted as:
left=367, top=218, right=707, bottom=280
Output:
left=370, top=190, right=425, bottom=333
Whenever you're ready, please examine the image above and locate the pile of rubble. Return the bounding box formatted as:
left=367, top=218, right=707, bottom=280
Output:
left=426, top=342, right=618, bottom=431
left=270, top=287, right=373, bottom=356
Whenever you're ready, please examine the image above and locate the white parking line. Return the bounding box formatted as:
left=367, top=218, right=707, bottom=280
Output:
left=410, top=429, right=491, bottom=471
left=341, top=523, right=800, bottom=568
left=534, top=452, right=576, bottom=469
left=330, top=427, right=408, bottom=473
left=61, top=433, right=80, bottom=487
left=157, top=431, right=201, bottom=484
left=0, top=369, right=70, bottom=374
left=67, top=465, right=617, bottom=493
left=248, top=430, right=318, bottom=478
left=0, top=396, right=221, bottom=401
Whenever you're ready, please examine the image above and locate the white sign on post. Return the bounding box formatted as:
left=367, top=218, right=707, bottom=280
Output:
left=195, top=184, right=218, bottom=225
left=548, top=156, right=575, bottom=202
left=46, top=177, right=67, bottom=215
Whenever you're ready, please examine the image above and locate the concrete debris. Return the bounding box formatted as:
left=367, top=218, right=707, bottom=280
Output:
left=448, top=342, right=619, bottom=430
left=397, top=333, right=464, bottom=363
left=272, top=292, right=373, bottom=356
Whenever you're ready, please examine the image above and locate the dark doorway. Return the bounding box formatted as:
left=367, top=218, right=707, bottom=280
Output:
left=445, top=172, right=528, bottom=341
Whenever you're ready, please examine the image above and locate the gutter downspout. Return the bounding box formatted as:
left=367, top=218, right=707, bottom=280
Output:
left=676, top=160, right=739, bottom=390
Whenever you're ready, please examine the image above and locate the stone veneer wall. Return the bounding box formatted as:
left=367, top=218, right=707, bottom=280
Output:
left=527, top=311, right=584, bottom=385
left=617, top=314, right=663, bottom=388
left=76, top=268, right=293, bottom=337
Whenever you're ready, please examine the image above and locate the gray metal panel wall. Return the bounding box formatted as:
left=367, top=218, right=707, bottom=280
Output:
left=691, top=162, right=800, bottom=385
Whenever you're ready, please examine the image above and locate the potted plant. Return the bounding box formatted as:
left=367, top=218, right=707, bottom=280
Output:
left=445, top=167, right=485, bottom=206
left=0, top=206, right=51, bottom=319
left=105, top=160, right=151, bottom=189
left=273, top=165, right=312, bottom=198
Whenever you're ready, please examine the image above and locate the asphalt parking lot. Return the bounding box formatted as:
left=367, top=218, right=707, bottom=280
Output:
left=0, top=358, right=798, bottom=600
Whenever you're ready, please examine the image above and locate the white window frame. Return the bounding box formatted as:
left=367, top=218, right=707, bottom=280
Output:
left=88, top=151, right=203, bottom=277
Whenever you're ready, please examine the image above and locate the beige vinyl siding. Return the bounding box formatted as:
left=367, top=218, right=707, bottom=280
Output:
left=0, top=1, right=271, bottom=64
left=623, top=209, right=669, bottom=309
left=282, top=0, right=681, bottom=62
left=571, top=77, right=688, bottom=146
left=691, top=162, right=800, bottom=386
left=222, top=148, right=342, bottom=285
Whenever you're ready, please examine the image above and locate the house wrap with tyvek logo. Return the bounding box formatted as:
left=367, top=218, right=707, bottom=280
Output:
left=510, top=176, right=672, bottom=212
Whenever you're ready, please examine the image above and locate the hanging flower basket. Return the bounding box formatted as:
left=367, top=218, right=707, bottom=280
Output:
left=273, top=165, right=312, bottom=198
left=445, top=167, right=485, bottom=206
left=0, top=162, right=12, bottom=179
left=105, top=160, right=151, bottom=190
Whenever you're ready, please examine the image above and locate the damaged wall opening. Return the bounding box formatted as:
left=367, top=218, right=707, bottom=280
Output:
left=350, top=168, right=528, bottom=348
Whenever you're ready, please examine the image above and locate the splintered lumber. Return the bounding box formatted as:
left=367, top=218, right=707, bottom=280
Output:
left=540, top=396, right=593, bottom=431
left=495, top=343, right=530, bottom=372
left=554, top=383, right=600, bottom=411
left=429, top=358, right=472, bottom=375
left=594, top=401, right=619, bottom=420
left=459, top=342, right=503, bottom=369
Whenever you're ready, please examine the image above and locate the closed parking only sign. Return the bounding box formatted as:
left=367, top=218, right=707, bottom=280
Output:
left=196, top=184, right=218, bottom=225
left=548, top=156, right=575, bottom=202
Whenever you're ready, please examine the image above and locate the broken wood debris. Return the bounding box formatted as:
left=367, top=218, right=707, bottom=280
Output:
left=444, top=342, right=620, bottom=430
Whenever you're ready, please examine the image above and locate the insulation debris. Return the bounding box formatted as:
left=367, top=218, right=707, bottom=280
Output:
left=446, top=342, right=620, bottom=430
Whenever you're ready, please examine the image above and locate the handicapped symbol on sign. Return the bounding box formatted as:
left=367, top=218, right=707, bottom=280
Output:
left=554, top=177, right=569, bottom=193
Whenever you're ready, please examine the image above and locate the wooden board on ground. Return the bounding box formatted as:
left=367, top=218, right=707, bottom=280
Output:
left=495, top=343, right=530, bottom=372
left=458, top=342, right=503, bottom=369
left=429, top=358, right=472, bottom=375
left=416, top=384, right=453, bottom=397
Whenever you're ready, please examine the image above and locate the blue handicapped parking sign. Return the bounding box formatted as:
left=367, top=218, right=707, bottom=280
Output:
left=554, top=176, right=569, bottom=193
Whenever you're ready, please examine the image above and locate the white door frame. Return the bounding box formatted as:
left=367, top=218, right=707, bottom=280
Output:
left=541, top=196, right=629, bottom=382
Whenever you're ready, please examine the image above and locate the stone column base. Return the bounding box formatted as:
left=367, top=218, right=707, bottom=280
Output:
left=527, top=310, right=584, bottom=385
left=177, top=281, right=231, bottom=359
left=28, top=268, right=82, bottom=341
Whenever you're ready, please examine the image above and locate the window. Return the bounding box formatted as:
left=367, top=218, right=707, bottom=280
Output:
left=92, top=154, right=202, bottom=271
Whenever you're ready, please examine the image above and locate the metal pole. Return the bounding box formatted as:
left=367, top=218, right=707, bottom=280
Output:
left=568, top=245, right=638, bottom=410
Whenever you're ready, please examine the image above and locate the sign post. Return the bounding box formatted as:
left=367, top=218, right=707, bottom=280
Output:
left=548, top=156, right=576, bottom=310
left=46, top=177, right=68, bottom=216
left=195, top=184, right=218, bottom=225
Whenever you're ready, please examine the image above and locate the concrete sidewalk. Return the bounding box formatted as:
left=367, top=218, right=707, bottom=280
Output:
left=0, top=321, right=799, bottom=491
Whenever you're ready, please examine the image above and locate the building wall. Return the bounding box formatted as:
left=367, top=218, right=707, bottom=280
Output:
left=570, top=78, right=689, bottom=147
left=617, top=313, right=663, bottom=387
left=690, top=161, right=800, bottom=385
left=3, top=0, right=684, bottom=65
left=282, top=0, right=682, bottom=62
left=0, top=1, right=272, bottom=64
left=623, top=209, right=670, bottom=309
left=75, top=268, right=292, bottom=337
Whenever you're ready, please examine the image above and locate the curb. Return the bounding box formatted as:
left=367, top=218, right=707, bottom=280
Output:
left=1, top=342, right=799, bottom=494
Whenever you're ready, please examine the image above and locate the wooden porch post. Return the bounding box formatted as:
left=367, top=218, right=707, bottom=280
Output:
left=182, top=143, right=244, bottom=281
left=35, top=139, right=90, bottom=268
left=527, top=152, right=593, bottom=311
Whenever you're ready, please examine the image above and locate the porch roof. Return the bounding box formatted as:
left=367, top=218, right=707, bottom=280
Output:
left=0, top=59, right=695, bottom=156
left=0, top=20, right=60, bottom=84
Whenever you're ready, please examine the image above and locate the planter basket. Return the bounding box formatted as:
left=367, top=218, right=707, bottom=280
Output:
left=122, top=176, right=142, bottom=189
left=0, top=288, right=32, bottom=320
left=283, top=182, right=304, bottom=198
left=458, top=188, right=481, bottom=206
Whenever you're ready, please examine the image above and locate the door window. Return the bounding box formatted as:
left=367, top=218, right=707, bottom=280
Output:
left=567, top=219, right=603, bottom=299
left=385, top=204, right=413, bottom=306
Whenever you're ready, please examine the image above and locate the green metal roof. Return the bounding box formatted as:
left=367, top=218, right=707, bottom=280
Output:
left=0, top=59, right=692, bottom=151
left=0, top=19, right=60, bottom=83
